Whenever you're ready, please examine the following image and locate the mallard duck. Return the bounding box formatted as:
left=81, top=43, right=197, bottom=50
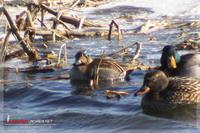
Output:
left=160, top=45, right=200, bottom=79
left=135, top=70, right=200, bottom=114
left=70, top=51, right=139, bottom=85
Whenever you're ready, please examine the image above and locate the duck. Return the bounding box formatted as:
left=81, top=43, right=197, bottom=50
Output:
left=160, top=45, right=200, bottom=79
left=134, top=70, right=200, bottom=114
left=69, top=51, right=140, bottom=85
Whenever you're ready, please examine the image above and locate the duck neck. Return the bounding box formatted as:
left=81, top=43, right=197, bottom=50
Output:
left=160, top=67, right=176, bottom=77
left=153, top=92, right=161, bottom=101
left=147, top=92, right=160, bottom=101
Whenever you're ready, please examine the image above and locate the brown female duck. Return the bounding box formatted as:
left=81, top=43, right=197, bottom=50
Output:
left=70, top=51, right=140, bottom=85
left=135, top=70, right=200, bottom=114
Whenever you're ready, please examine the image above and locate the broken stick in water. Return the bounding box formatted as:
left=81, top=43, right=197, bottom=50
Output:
left=108, top=20, right=123, bottom=41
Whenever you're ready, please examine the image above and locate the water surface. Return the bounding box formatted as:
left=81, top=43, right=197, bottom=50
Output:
left=1, top=0, right=200, bottom=132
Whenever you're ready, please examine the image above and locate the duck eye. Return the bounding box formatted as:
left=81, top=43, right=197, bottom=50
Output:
left=146, top=77, right=157, bottom=83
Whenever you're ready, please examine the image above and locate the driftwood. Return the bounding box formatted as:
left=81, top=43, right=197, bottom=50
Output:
left=41, top=8, right=45, bottom=27
left=39, top=4, right=102, bottom=28
left=37, top=18, right=48, bottom=28
left=132, top=42, right=142, bottom=61
left=107, top=42, right=140, bottom=57
left=24, top=4, right=40, bottom=42
left=5, top=49, right=25, bottom=60
left=0, top=31, right=11, bottom=62
left=53, top=18, right=72, bottom=31
left=105, top=90, right=135, bottom=99
left=2, top=3, right=137, bottom=42
left=105, top=42, right=142, bottom=64
left=176, top=39, right=199, bottom=50
left=19, top=66, right=55, bottom=73
left=33, top=28, right=123, bottom=41
left=16, top=11, right=26, bottom=30
left=1, top=7, right=40, bottom=61
left=105, top=90, right=129, bottom=99
left=108, top=20, right=123, bottom=41
left=70, top=0, right=105, bottom=8
left=70, top=0, right=82, bottom=9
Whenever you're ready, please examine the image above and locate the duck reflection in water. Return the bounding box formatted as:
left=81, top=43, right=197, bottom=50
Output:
left=71, top=79, right=129, bottom=97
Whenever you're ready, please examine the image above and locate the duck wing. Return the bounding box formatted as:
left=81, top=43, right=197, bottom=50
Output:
left=89, top=58, right=126, bottom=72
left=165, top=77, right=200, bottom=104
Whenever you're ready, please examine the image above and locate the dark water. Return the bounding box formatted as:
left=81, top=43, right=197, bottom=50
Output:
left=1, top=3, right=200, bottom=133
left=1, top=34, right=200, bottom=132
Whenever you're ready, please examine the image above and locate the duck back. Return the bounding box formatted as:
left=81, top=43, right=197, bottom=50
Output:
left=177, top=54, right=200, bottom=79
left=87, top=58, right=127, bottom=81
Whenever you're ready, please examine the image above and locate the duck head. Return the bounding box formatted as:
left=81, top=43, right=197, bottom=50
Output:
left=160, top=45, right=181, bottom=69
left=73, top=51, right=93, bottom=66
left=135, top=70, right=169, bottom=96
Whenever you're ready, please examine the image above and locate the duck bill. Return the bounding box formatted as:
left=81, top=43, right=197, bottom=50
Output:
left=134, top=86, right=150, bottom=96
left=168, top=56, right=177, bottom=69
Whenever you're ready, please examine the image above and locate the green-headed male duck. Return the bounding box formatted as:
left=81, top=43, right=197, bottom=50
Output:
left=160, top=45, right=200, bottom=79
left=70, top=51, right=139, bottom=86
left=135, top=70, right=200, bottom=114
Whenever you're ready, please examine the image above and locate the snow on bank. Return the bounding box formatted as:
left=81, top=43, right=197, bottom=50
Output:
left=95, top=0, right=200, bottom=17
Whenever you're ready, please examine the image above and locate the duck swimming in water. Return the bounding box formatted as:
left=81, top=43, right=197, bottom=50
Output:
left=135, top=70, right=200, bottom=114
left=160, top=45, right=200, bottom=79
left=70, top=51, right=140, bottom=85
